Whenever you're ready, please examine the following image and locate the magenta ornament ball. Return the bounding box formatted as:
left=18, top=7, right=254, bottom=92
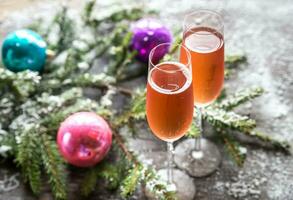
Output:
left=57, top=112, right=112, bottom=167
left=130, top=18, right=172, bottom=63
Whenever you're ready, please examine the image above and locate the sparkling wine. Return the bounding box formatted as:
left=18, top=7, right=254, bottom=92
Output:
left=182, top=27, right=224, bottom=106
left=146, top=62, right=193, bottom=142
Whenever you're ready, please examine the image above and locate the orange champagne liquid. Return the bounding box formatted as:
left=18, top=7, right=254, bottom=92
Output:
left=181, top=27, right=224, bottom=106
left=146, top=62, right=193, bottom=142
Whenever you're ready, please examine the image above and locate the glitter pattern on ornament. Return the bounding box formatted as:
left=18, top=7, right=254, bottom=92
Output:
left=130, top=18, right=172, bottom=63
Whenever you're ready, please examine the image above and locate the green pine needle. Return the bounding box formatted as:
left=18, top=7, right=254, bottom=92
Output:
left=204, top=108, right=256, bottom=133
left=0, top=68, right=40, bottom=99
left=40, top=134, right=67, bottom=200
left=244, top=130, right=291, bottom=153
left=115, top=88, right=146, bottom=125
left=16, top=130, right=42, bottom=195
left=80, top=168, right=98, bottom=197
left=120, top=164, right=142, bottom=197
left=186, top=120, right=200, bottom=138
left=225, top=55, right=247, bottom=68
left=218, top=130, right=247, bottom=167
left=216, top=87, right=264, bottom=110
left=224, top=55, right=247, bottom=78
left=51, top=6, right=75, bottom=53
left=82, top=0, right=96, bottom=24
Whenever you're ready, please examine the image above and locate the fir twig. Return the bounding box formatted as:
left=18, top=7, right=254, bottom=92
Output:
left=218, top=130, right=246, bottom=166
left=203, top=108, right=256, bottom=133
left=80, top=168, right=98, bottom=197
left=142, top=167, right=177, bottom=200
left=82, top=0, right=96, bottom=25
left=68, top=73, right=116, bottom=87
left=16, top=130, right=42, bottom=194
left=243, top=130, right=290, bottom=153
left=186, top=120, right=200, bottom=138
left=89, top=7, right=147, bottom=27
left=120, top=164, right=142, bottom=197
left=225, top=55, right=247, bottom=68
left=112, top=128, right=138, bottom=165
left=216, top=87, right=264, bottom=110
left=51, top=6, right=75, bottom=53
left=225, top=55, right=247, bottom=78
left=0, top=68, right=41, bottom=99
left=115, top=88, right=146, bottom=125
left=39, top=133, right=67, bottom=200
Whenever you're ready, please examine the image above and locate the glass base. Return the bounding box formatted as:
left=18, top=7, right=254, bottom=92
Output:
left=145, top=168, right=196, bottom=200
left=174, top=138, right=221, bottom=177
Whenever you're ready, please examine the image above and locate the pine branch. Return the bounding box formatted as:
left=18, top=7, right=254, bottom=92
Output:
left=243, top=130, right=290, bottom=153
left=68, top=73, right=116, bottom=88
left=186, top=120, right=200, bottom=138
left=0, top=68, right=41, bottom=99
left=48, top=49, right=81, bottom=81
left=216, top=87, right=264, bottom=110
left=0, top=129, right=14, bottom=157
left=82, top=0, right=96, bottom=25
left=0, top=94, right=15, bottom=127
left=115, top=88, right=146, bottom=126
left=203, top=108, right=256, bottom=133
left=39, top=133, right=67, bottom=200
left=107, top=29, right=133, bottom=76
left=97, top=162, right=123, bottom=190
left=169, top=34, right=183, bottom=55
left=89, top=7, right=148, bottom=27
left=217, top=88, right=227, bottom=102
left=116, top=62, right=147, bottom=81
left=81, top=160, right=128, bottom=197
left=120, top=164, right=177, bottom=200
left=224, top=55, right=247, bottom=78
left=142, top=167, right=177, bottom=200
left=80, top=136, right=131, bottom=196
left=41, top=98, right=100, bottom=133
left=225, top=55, right=247, bottom=68
left=116, top=51, right=138, bottom=80
left=120, top=164, right=142, bottom=197
left=51, top=6, right=75, bottom=53
left=16, top=130, right=42, bottom=195
left=80, top=167, right=98, bottom=197
left=109, top=121, right=176, bottom=199
left=218, top=130, right=246, bottom=166
left=37, top=88, right=83, bottom=109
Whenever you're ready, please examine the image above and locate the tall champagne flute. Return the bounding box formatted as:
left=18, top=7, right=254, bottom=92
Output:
left=175, top=10, right=224, bottom=177
left=146, top=43, right=193, bottom=188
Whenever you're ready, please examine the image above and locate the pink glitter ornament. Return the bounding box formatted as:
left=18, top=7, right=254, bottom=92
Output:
left=57, top=112, right=112, bottom=167
left=131, top=18, right=172, bottom=63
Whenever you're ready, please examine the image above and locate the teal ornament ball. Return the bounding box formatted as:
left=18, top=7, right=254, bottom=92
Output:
left=1, top=29, right=47, bottom=72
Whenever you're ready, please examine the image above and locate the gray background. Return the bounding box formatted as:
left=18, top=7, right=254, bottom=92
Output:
left=0, top=0, right=293, bottom=199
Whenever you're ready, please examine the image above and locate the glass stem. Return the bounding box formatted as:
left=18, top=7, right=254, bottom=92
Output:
left=195, top=107, right=202, bottom=151
left=167, top=142, right=174, bottom=184
left=192, top=106, right=204, bottom=159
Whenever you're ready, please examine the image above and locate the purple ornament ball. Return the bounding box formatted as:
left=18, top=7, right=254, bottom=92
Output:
left=130, top=18, right=172, bottom=63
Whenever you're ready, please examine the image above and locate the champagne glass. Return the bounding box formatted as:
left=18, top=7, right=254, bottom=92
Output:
left=175, top=10, right=224, bottom=177
left=146, top=43, right=193, bottom=188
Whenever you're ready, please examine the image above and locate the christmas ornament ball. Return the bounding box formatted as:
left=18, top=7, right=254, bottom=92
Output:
left=131, top=18, right=172, bottom=63
left=1, top=29, right=47, bottom=72
left=57, top=112, right=112, bottom=167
